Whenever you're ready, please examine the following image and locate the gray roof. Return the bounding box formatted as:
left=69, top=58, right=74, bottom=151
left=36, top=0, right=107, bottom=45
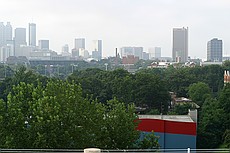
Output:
left=138, top=115, right=194, bottom=123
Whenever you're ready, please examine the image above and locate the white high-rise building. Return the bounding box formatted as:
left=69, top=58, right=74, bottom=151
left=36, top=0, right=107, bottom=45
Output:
left=75, top=38, right=85, bottom=50
left=120, top=47, right=143, bottom=59
left=172, top=27, right=188, bottom=63
left=0, top=46, right=10, bottom=62
left=38, top=40, right=49, bottom=50
left=29, top=23, right=36, bottom=47
left=14, top=28, right=27, bottom=46
left=79, top=48, right=89, bottom=59
left=0, top=22, right=12, bottom=47
left=62, top=44, right=69, bottom=53
left=4, top=22, right=12, bottom=44
left=92, top=40, right=102, bottom=60
left=0, top=22, right=4, bottom=47
left=149, top=47, right=161, bottom=59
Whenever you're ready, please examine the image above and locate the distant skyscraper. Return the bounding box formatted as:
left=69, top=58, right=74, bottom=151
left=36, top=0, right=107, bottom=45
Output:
left=75, top=38, right=85, bottom=50
left=172, top=27, right=188, bottom=63
left=14, top=28, right=27, bottom=47
left=4, top=22, right=12, bottom=44
left=120, top=47, right=143, bottom=59
left=62, top=44, right=69, bottom=53
left=29, top=23, right=36, bottom=47
left=92, top=40, right=102, bottom=60
left=38, top=40, right=49, bottom=50
left=0, top=22, right=12, bottom=47
left=207, top=38, right=222, bottom=62
left=0, top=22, right=4, bottom=47
left=148, top=47, right=161, bottom=59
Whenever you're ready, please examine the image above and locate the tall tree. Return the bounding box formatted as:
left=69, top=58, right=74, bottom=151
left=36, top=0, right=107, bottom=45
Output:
left=188, top=82, right=211, bottom=107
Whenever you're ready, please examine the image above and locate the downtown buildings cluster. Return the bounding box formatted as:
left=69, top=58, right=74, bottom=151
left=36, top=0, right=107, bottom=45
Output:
left=0, top=22, right=226, bottom=64
left=0, top=22, right=102, bottom=63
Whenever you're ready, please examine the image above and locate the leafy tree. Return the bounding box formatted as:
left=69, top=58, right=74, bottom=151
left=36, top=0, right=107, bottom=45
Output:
left=197, top=97, right=226, bottom=148
left=0, top=80, right=153, bottom=149
left=188, top=82, right=211, bottom=107
left=165, top=67, right=197, bottom=97
left=222, top=129, right=230, bottom=148
left=100, top=99, right=139, bottom=149
left=133, top=73, right=170, bottom=113
left=170, top=103, right=196, bottom=115
left=219, top=84, right=230, bottom=126
left=134, top=131, right=159, bottom=149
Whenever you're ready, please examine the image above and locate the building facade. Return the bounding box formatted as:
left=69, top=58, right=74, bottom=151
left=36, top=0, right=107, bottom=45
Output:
left=207, top=38, right=222, bottom=62
left=38, top=40, right=49, bottom=50
left=149, top=47, right=161, bottom=59
left=92, top=40, right=102, bottom=60
left=75, top=38, right=85, bottom=50
left=0, top=22, right=12, bottom=47
left=137, top=114, right=197, bottom=149
left=29, top=23, right=36, bottom=47
left=14, top=28, right=27, bottom=46
left=172, top=27, right=188, bottom=63
left=120, top=47, right=143, bottom=59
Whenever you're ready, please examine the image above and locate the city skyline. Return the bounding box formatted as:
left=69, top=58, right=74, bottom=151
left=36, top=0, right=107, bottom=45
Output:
left=1, top=0, right=230, bottom=59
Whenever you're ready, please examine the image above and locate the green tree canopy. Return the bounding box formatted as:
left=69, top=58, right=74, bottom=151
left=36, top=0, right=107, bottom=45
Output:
left=188, top=82, right=212, bottom=107
left=0, top=80, right=151, bottom=149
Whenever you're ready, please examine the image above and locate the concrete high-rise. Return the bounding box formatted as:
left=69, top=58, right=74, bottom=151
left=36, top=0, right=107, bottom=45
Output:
left=0, top=22, right=4, bottom=47
left=4, top=22, right=12, bottom=44
left=0, top=22, right=12, bottom=47
left=29, top=23, right=36, bottom=47
left=14, top=28, right=27, bottom=47
left=38, top=40, right=49, bottom=50
left=92, top=40, right=102, bottom=60
left=172, top=27, right=188, bottom=63
left=120, top=47, right=143, bottom=59
left=75, top=38, right=85, bottom=50
left=149, top=47, right=161, bottom=59
left=207, top=38, right=222, bottom=62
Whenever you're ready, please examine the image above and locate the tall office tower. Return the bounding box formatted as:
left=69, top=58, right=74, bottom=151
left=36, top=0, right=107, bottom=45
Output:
left=207, top=38, right=223, bottom=62
left=38, top=40, right=49, bottom=50
left=120, top=47, right=143, bottom=59
left=62, top=44, right=69, bottom=53
left=4, top=22, right=12, bottom=44
left=0, top=22, right=4, bottom=47
left=172, top=27, right=188, bottom=63
left=29, top=23, right=36, bottom=46
left=14, top=28, right=27, bottom=47
left=148, top=47, right=161, bottom=59
left=0, top=22, right=12, bottom=47
left=75, top=38, right=85, bottom=50
left=92, top=40, right=102, bottom=60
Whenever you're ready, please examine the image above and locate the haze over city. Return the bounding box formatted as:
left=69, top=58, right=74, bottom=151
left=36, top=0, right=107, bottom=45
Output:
left=1, top=0, right=230, bottom=59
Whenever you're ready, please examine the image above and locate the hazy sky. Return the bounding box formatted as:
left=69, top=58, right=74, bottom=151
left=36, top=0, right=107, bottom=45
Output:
left=1, top=0, right=230, bottom=59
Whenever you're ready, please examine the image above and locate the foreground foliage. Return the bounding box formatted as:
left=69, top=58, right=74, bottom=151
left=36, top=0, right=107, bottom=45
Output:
left=0, top=80, right=145, bottom=149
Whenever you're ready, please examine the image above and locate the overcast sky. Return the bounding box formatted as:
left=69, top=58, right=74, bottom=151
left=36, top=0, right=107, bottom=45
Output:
left=1, top=0, right=230, bottom=59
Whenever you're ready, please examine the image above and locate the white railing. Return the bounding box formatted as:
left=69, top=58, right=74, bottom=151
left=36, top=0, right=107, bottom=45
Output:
left=0, top=148, right=230, bottom=153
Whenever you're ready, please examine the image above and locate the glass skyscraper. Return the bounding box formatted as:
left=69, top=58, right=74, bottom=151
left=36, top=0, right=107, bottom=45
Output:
left=207, top=38, right=222, bottom=62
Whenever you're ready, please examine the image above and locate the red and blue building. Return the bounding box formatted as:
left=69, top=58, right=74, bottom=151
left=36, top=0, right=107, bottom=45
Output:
left=137, top=114, right=197, bottom=149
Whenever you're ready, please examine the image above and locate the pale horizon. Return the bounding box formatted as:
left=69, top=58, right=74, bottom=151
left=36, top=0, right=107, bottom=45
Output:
left=1, top=0, right=230, bottom=59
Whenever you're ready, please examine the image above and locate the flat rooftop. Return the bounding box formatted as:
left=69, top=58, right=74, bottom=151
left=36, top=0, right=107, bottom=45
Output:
left=138, top=115, right=194, bottom=122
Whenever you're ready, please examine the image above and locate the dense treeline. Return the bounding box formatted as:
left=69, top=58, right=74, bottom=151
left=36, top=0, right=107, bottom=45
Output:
left=0, top=61, right=230, bottom=148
